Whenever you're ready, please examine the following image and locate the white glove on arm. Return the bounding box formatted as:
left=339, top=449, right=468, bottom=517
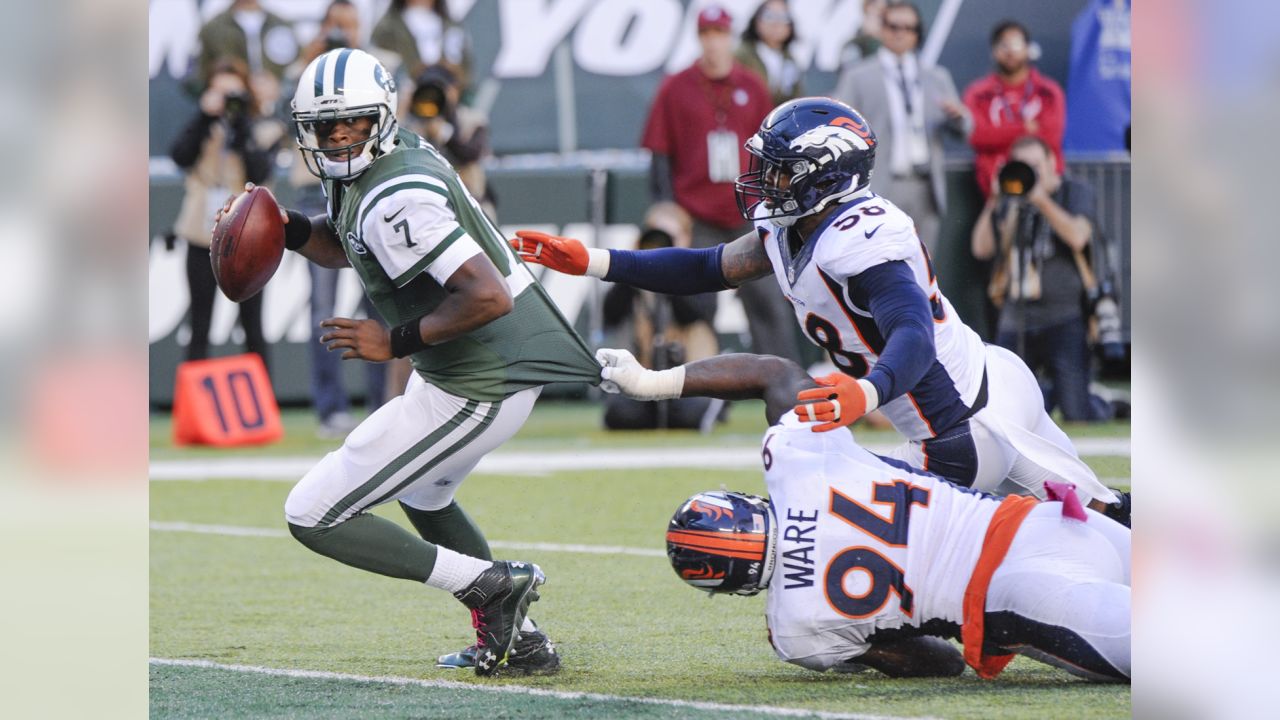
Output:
left=595, top=348, right=685, bottom=400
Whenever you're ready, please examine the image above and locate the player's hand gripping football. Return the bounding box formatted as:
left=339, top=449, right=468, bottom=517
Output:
left=211, top=182, right=290, bottom=232
left=320, top=317, right=393, bottom=362
left=596, top=348, right=684, bottom=400
left=794, top=373, right=878, bottom=432
left=510, top=230, right=590, bottom=275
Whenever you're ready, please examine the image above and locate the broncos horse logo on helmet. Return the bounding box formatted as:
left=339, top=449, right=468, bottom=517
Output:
left=291, top=48, right=400, bottom=181
left=735, top=97, right=878, bottom=227
left=666, top=490, right=778, bottom=596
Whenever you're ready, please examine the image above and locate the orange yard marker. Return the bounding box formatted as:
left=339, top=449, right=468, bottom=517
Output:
left=172, top=354, right=283, bottom=447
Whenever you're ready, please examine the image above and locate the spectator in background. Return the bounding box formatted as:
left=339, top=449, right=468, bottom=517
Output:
left=287, top=0, right=394, bottom=438
left=838, top=0, right=887, bottom=69
left=832, top=0, right=970, bottom=254
left=971, top=136, right=1113, bottom=422
left=191, top=0, right=296, bottom=113
left=403, top=64, right=494, bottom=218
left=963, top=20, right=1066, bottom=199
left=736, top=0, right=804, bottom=107
left=601, top=203, right=721, bottom=431
left=171, top=56, right=286, bottom=370
left=372, top=0, right=472, bottom=97
left=641, top=4, right=800, bottom=364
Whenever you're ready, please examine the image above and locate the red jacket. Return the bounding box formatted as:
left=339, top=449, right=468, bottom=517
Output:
left=962, top=67, right=1066, bottom=198
left=642, top=62, right=772, bottom=229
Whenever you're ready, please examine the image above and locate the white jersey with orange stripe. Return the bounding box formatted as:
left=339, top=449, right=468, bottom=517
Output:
left=754, top=194, right=987, bottom=441
left=761, top=413, right=1000, bottom=671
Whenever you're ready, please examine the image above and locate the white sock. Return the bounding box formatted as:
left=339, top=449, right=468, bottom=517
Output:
left=425, top=547, right=491, bottom=593
left=521, top=616, right=537, bottom=633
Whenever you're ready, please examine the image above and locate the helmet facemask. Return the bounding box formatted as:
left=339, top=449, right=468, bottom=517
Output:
left=736, top=138, right=812, bottom=227
left=294, top=103, right=395, bottom=181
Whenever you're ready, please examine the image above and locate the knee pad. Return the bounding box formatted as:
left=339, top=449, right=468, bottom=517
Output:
left=284, top=453, right=344, bottom=527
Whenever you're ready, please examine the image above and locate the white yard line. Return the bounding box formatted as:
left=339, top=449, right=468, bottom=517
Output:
left=150, top=439, right=1129, bottom=481
left=149, top=657, right=935, bottom=720
left=149, top=521, right=667, bottom=557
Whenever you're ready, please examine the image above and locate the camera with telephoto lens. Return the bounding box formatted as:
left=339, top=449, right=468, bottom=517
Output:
left=223, top=91, right=247, bottom=117
left=1089, top=285, right=1126, bottom=360
left=998, top=159, right=1037, bottom=197
left=411, top=80, right=449, bottom=120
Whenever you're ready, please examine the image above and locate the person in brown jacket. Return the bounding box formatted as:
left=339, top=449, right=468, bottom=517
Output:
left=171, top=57, right=285, bottom=368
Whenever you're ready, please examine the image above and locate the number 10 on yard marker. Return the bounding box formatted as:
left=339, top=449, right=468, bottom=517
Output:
left=172, top=353, right=283, bottom=447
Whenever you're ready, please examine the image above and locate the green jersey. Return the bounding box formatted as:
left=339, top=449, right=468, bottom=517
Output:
left=322, top=129, right=599, bottom=401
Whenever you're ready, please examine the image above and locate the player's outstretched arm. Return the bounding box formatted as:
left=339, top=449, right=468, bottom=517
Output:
left=857, top=636, right=966, bottom=678
left=597, top=350, right=814, bottom=425
left=512, top=229, right=770, bottom=293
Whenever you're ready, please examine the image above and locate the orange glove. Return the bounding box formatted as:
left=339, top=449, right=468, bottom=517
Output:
left=794, top=373, right=881, bottom=432
left=510, top=230, right=593, bottom=276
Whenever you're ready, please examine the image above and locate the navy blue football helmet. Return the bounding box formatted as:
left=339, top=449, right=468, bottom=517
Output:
left=735, top=97, right=878, bottom=227
left=666, top=490, right=777, bottom=596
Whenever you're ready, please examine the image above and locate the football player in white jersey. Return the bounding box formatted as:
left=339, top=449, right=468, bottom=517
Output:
left=598, top=349, right=1130, bottom=681
left=513, top=97, right=1127, bottom=525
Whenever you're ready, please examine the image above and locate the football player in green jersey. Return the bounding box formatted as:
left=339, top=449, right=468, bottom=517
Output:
left=222, top=48, right=599, bottom=676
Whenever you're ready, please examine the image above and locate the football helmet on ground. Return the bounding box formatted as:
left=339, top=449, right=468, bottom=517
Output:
left=666, top=490, right=777, bottom=596
left=291, top=48, right=399, bottom=181
left=735, top=97, right=878, bottom=227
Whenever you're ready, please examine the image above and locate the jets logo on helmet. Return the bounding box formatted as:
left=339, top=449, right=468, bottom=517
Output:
left=666, top=490, right=778, bottom=596
left=291, top=48, right=400, bottom=181
left=735, top=97, right=878, bottom=228
left=374, top=63, right=396, bottom=93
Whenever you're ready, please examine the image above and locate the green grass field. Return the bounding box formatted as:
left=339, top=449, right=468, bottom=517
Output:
left=150, top=402, right=1130, bottom=719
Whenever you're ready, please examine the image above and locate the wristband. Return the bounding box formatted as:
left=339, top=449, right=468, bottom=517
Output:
left=389, top=320, right=428, bottom=358
left=618, top=365, right=686, bottom=401
left=284, top=209, right=313, bottom=251
left=585, top=247, right=610, bottom=278
left=857, top=379, right=881, bottom=413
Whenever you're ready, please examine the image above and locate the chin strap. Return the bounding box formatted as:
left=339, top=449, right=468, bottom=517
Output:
left=319, top=153, right=373, bottom=178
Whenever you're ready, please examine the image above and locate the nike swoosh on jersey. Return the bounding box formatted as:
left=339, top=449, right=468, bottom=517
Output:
left=383, top=207, right=406, bottom=223
left=864, top=225, right=884, bottom=239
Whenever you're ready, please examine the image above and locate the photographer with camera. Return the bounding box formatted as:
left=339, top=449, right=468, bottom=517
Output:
left=601, top=203, right=722, bottom=431
left=171, top=56, right=285, bottom=370
left=972, top=135, right=1120, bottom=423
left=403, top=64, right=494, bottom=219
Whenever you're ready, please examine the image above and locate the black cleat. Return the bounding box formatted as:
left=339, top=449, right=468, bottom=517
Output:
left=436, top=623, right=561, bottom=675
left=1102, top=490, right=1131, bottom=528
left=452, top=561, right=545, bottom=677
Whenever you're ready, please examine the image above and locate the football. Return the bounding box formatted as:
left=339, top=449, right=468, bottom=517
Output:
left=210, top=186, right=285, bottom=302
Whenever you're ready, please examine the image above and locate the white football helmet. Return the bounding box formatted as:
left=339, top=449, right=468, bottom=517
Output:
left=291, top=48, right=399, bottom=180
